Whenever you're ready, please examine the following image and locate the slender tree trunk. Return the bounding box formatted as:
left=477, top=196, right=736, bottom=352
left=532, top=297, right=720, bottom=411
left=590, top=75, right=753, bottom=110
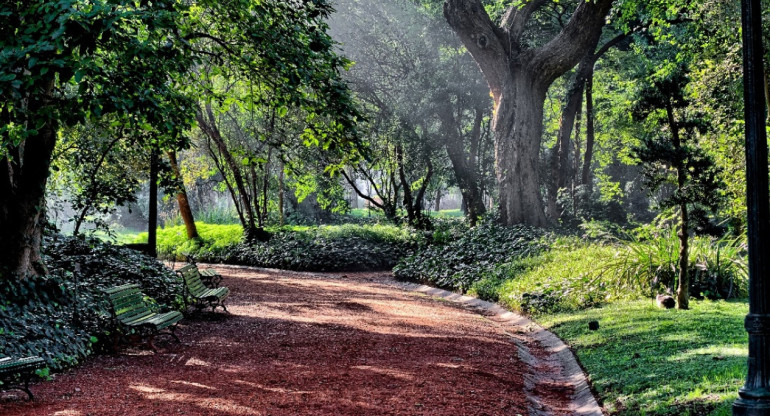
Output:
left=0, top=83, right=57, bottom=278
left=261, top=148, right=272, bottom=226
left=196, top=105, right=267, bottom=241
left=148, top=148, right=158, bottom=258
left=438, top=102, right=486, bottom=225
left=666, top=100, right=689, bottom=309
left=581, top=66, right=596, bottom=189
left=572, top=102, right=582, bottom=211
left=168, top=151, right=199, bottom=240
left=278, top=160, right=285, bottom=226
left=434, top=188, right=442, bottom=212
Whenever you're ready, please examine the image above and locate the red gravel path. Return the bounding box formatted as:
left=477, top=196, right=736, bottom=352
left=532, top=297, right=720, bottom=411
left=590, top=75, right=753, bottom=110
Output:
left=1, top=267, right=552, bottom=415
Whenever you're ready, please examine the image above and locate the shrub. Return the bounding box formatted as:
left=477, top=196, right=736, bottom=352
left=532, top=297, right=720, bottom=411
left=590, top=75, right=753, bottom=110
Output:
left=138, top=222, right=425, bottom=272
left=0, top=234, right=183, bottom=371
left=228, top=224, right=424, bottom=271
left=602, top=228, right=748, bottom=300
left=393, top=223, right=545, bottom=291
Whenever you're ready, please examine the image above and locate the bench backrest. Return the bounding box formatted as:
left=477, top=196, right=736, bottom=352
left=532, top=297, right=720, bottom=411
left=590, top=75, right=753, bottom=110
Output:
left=177, top=265, right=207, bottom=297
left=103, top=284, right=154, bottom=325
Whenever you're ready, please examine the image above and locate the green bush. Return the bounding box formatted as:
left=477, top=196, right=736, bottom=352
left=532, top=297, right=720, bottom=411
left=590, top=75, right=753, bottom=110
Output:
left=229, top=224, right=424, bottom=271
left=602, top=228, right=748, bottom=301
left=489, top=241, right=633, bottom=313
left=138, top=222, right=425, bottom=272
left=0, top=234, right=183, bottom=371
left=393, top=223, right=545, bottom=291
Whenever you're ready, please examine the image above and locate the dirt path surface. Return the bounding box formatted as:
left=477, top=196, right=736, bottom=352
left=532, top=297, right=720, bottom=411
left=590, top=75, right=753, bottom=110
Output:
left=2, top=266, right=576, bottom=415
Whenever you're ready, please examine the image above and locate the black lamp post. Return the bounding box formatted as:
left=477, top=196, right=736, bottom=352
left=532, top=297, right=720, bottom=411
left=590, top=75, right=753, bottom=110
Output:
left=733, top=0, right=770, bottom=414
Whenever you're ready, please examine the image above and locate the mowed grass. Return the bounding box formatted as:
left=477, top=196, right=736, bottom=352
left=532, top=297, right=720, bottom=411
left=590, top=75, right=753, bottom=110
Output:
left=538, top=299, right=747, bottom=415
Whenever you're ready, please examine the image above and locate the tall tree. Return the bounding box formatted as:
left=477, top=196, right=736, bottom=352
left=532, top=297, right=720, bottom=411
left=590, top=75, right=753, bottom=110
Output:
left=633, top=67, right=725, bottom=309
left=0, top=0, right=359, bottom=278
left=443, top=0, right=614, bottom=226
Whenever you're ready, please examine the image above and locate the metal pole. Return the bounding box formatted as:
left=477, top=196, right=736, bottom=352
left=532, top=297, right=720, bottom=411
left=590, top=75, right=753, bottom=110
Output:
left=734, top=0, right=770, bottom=414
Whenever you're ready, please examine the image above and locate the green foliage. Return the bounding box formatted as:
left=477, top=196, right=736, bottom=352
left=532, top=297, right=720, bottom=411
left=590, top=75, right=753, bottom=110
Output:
left=0, top=234, right=182, bottom=371
left=539, top=300, right=747, bottom=415
left=488, top=241, right=630, bottom=314
left=603, top=226, right=748, bottom=300
left=138, top=222, right=423, bottom=272
left=133, top=223, right=244, bottom=261
left=397, top=221, right=747, bottom=314
left=231, top=224, right=423, bottom=271
left=393, top=223, right=545, bottom=291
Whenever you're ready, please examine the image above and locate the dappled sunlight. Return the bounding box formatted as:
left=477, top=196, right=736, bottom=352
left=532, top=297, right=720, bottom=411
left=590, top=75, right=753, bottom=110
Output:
left=184, top=357, right=211, bottom=367
left=130, top=384, right=262, bottom=415
left=351, top=365, right=415, bottom=381
left=170, top=380, right=217, bottom=390
left=233, top=379, right=314, bottom=394
left=52, top=411, right=84, bottom=416
left=129, top=384, right=166, bottom=394
left=669, top=346, right=747, bottom=362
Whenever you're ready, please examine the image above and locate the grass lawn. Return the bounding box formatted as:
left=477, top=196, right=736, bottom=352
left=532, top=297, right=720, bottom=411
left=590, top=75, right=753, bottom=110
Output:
left=538, top=299, right=748, bottom=415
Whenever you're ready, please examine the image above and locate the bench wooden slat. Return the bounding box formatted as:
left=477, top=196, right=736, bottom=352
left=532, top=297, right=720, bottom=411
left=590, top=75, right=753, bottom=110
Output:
left=176, top=265, right=229, bottom=313
left=103, top=284, right=182, bottom=352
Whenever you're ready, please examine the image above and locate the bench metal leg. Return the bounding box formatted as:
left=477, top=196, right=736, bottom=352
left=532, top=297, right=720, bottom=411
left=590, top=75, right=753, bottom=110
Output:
left=2, top=380, right=35, bottom=401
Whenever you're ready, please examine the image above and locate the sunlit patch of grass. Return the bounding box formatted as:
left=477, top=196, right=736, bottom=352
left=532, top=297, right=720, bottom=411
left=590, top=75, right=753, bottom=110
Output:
left=537, top=299, right=747, bottom=415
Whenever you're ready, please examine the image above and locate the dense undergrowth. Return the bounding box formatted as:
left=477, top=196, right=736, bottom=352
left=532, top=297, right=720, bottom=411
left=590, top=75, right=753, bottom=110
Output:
left=0, top=234, right=182, bottom=372
left=135, top=222, right=426, bottom=271
left=395, top=222, right=747, bottom=314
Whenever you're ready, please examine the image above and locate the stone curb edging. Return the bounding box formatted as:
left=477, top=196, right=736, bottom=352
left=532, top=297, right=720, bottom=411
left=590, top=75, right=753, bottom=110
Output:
left=399, top=283, right=604, bottom=416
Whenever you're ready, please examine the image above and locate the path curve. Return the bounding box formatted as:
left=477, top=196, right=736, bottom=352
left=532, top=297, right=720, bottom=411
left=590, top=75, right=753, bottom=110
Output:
left=2, top=266, right=601, bottom=415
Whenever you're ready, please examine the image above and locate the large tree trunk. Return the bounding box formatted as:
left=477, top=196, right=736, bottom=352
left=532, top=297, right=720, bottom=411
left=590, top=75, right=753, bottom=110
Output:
left=444, top=0, right=613, bottom=226
left=0, top=121, right=57, bottom=278
left=494, top=76, right=549, bottom=226
left=168, top=151, right=200, bottom=240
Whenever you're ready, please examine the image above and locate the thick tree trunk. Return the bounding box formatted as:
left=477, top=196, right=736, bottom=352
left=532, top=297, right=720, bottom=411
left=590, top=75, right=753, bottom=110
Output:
left=168, top=151, right=199, bottom=240
left=434, top=188, right=442, bottom=212
left=0, top=127, right=57, bottom=279
left=444, top=0, right=613, bottom=226
left=494, top=76, right=549, bottom=226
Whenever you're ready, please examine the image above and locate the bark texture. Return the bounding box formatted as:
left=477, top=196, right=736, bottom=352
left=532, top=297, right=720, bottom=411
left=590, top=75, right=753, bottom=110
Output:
left=0, top=82, right=57, bottom=279
left=444, top=0, right=613, bottom=226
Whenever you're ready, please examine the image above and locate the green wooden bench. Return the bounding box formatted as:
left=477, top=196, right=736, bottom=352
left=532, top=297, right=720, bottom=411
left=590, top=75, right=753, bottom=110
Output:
left=103, top=284, right=183, bottom=351
left=182, top=256, right=223, bottom=288
left=177, top=265, right=230, bottom=313
left=0, top=356, right=46, bottom=400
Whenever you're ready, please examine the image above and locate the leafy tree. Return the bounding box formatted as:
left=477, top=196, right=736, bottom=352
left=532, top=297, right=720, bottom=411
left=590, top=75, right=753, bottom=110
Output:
left=0, top=0, right=359, bottom=278
left=632, top=67, right=725, bottom=309
left=49, top=119, right=148, bottom=236
left=442, top=0, right=614, bottom=226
